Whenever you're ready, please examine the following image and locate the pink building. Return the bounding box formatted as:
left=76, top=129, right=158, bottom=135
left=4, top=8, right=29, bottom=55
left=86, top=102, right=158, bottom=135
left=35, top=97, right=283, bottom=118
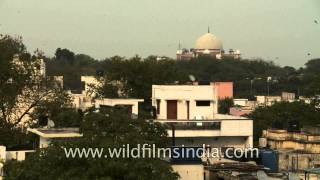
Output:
left=212, top=82, right=233, bottom=100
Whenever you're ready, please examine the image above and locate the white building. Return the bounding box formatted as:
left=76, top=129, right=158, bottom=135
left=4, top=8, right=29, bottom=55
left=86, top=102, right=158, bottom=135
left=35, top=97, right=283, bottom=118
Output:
left=95, top=98, right=144, bottom=116
left=70, top=76, right=144, bottom=116
left=27, top=128, right=83, bottom=148
left=80, top=76, right=101, bottom=96
left=152, top=85, right=218, bottom=120
left=255, top=95, right=282, bottom=106
left=152, top=85, right=253, bottom=148
left=152, top=84, right=253, bottom=180
left=176, top=29, right=241, bottom=60
left=172, top=164, right=204, bottom=180
left=0, top=145, right=35, bottom=179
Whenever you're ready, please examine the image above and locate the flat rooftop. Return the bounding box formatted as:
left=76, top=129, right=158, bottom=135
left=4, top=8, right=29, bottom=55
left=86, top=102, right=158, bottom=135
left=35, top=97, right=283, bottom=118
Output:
left=27, top=128, right=83, bottom=138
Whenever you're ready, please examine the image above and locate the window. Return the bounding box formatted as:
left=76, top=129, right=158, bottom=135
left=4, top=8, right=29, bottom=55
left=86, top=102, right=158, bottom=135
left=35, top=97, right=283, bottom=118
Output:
left=196, top=100, right=210, bottom=106
left=186, top=101, right=190, bottom=120
left=156, top=99, right=160, bottom=114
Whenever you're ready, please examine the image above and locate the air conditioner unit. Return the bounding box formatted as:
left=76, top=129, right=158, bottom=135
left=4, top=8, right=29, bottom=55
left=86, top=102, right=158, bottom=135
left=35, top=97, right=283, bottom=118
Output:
left=194, top=115, right=204, bottom=126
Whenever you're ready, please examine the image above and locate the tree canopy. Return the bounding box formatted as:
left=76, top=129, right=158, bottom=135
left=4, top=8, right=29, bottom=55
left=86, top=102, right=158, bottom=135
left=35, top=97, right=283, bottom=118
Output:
left=248, top=101, right=320, bottom=143
left=4, top=109, right=179, bottom=180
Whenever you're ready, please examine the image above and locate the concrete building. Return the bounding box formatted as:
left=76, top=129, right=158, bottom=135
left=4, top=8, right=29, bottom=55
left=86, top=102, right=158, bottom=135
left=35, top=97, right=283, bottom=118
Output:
left=176, top=29, right=241, bottom=60
left=152, top=84, right=253, bottom=179
left=172, top=164, right=205, bottom=180
left=0, top=145, right=35, bottom=179
left=281, top=92, right=296, bottom=102
left=256, top=95, right=282, bottom=106
left=80, top=76, right=101, bottom=96
left=152, top=85, right=218, bottom=120
left=229, top=99, right=256, bottom=116
left=27, top=128, right=83, bottom=148
left=262, top=129, right=320, bottom=154
left=261, top=127, right=320, bottom=171
left=95, top=98, right=144, bottom=116
left=152, top=84, right=253, bottom=148
left=211, top=82, right=233, bottom=100
left=69, top=76, right=144, bottom=116
left=229, top=106, right=254, bottom=117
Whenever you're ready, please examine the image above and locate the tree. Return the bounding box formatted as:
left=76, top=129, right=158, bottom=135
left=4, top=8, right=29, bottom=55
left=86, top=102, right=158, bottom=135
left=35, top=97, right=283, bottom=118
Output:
left=0, top=35, right=71, bottom=149
left=218, top=98, right=234, bottom=114
left=4, top=109, right=179, bottom=180
left=0, top=35, right=69, bottom=127
left=248, top=101, right=320, bottom=143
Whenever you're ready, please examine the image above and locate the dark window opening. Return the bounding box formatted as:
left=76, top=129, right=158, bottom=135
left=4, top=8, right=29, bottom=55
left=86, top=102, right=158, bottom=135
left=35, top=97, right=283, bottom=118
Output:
left=156, top=99, right=160, bottom=114
left=187, top=101, right=190, bottom=120
left=196, top=100, right=210, bottom=106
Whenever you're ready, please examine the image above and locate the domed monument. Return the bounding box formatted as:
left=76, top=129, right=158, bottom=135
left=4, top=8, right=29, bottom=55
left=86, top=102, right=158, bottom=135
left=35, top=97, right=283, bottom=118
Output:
left=176, top=28, right=241, bottom=60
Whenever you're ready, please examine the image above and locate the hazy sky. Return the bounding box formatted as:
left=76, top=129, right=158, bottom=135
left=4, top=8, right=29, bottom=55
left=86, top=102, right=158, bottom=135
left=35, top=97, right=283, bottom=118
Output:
left=1, top=0, right=319, bottom=67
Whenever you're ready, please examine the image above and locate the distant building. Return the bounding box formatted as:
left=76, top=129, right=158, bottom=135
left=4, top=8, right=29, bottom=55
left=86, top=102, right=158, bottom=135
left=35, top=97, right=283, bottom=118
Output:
left=229, top=106, right=254, bottom=117
left=176, top=29, right=241, bottom=60
left=256, top=96, right=282, bottom=106
left=281, top=92, right=296, bottom=102
left=69, top=76, right=144, bottom=116
left=229, top=99, right=256, bottom=116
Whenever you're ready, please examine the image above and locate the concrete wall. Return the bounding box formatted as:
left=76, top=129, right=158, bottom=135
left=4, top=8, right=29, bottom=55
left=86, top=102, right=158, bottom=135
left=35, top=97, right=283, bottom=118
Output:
left=172, top=164, right=204, bottom=180
left=256, top=96, right=281, bottom=106
left=81, top=76, right=100, bottom=95
left=263, top=129, right=320, bottom=153
left=229, top=107, right=252, bottom=116
left=6, top=150, right=35, bottom=161
left=278, top=151, right=320, bottom=172
left=95, top=99, right=143, bottom=115
left=174, top=136, right=249, bottom=148
left=165, top=119, right=253, bottom=148
left=233, top=99, right=248, bottom=106
left=0, top=146, right=5, bottom=161
left=40, top=137, right=51, bottom=148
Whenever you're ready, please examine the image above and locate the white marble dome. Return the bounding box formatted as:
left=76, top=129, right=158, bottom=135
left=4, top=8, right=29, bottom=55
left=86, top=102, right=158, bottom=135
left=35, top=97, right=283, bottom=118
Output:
left=195, top=33, right=223, bottom=50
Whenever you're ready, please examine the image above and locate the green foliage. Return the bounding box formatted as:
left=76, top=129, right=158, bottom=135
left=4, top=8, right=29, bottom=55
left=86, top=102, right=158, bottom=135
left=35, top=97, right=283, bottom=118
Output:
left=0, top=120, right=33, bottom=149
left=218, top=98, right=234, bottom=114
left=4, top=109, right=179, bottom=180
left=50, top=109, right=83, bottom=127
left=248, top=101, right=320, bottom=143
left=0, top=35, right=72, bottom=148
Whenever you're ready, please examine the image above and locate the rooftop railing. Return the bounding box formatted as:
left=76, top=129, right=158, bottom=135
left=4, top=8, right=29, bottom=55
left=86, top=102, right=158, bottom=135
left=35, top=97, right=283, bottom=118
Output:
left=159, top=121, right=221, bottom=130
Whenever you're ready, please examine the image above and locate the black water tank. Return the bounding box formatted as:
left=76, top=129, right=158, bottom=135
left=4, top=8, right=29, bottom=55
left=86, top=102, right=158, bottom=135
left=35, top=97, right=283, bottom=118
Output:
left=38, top=115, right=48, bottom=126
left=96, top=69, right=104, bottom=77
left=287, top=120, right=300, bottom=132
left=198, top=80, right=210, bottom=85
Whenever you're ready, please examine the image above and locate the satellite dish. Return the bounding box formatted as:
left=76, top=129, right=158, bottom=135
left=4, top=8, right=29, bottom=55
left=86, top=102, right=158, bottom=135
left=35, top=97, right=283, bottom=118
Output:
left=47, top=119, right=55, bottom=128
left=216, top=54, right=222, bottom=60
left=189, top=75, right=196, bottom=82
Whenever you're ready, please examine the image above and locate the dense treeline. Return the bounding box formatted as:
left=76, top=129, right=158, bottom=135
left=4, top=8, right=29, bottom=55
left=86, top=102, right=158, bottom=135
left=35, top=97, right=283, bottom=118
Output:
left=46, top=48, right=320, bottom=100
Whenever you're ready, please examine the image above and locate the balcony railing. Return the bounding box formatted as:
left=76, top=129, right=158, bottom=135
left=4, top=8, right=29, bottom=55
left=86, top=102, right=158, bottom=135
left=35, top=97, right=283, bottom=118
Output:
left=159, top=121, right=221, bottom=130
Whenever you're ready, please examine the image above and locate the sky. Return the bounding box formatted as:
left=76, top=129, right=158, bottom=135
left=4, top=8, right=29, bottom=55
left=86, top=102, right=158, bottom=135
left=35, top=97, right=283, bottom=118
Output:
left=0, top=0, right=319, bottom=68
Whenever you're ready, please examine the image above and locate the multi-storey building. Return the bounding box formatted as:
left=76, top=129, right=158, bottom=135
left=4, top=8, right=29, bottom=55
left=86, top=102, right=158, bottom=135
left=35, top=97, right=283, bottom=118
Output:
left=152, top=84, right=253, bottom=148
